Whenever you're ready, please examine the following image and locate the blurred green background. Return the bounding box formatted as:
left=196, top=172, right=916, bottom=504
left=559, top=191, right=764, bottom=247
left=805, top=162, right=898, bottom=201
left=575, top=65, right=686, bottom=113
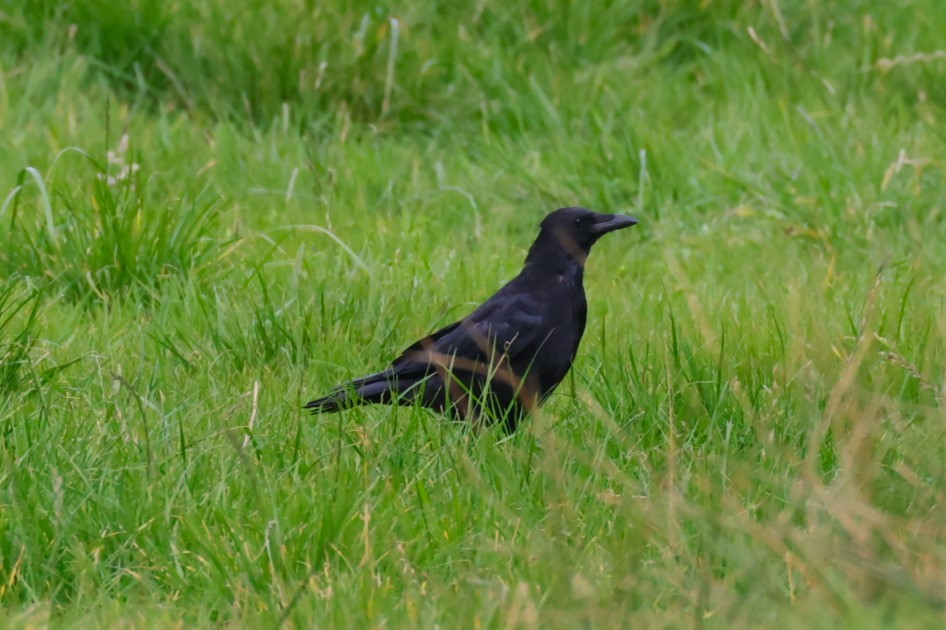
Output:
left=1, top=0, right=945, bottom=626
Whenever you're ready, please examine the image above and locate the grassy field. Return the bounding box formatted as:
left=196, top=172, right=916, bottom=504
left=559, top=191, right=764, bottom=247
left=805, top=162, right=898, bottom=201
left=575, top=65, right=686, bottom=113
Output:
left=2, top=0, right=946, bottom=626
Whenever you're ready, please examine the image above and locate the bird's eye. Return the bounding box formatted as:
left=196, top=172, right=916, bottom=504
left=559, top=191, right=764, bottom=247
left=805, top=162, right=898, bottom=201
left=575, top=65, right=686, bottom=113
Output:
left=573, top=217, right=584, bottom=226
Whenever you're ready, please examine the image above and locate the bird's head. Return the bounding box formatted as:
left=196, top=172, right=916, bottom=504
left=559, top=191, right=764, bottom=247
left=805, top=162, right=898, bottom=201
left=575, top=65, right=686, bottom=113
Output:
left=530, top=207, right=638, bottom=267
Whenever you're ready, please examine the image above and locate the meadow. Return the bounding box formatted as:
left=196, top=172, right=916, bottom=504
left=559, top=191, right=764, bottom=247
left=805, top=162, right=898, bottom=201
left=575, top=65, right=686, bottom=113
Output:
left=2, top=0, right=945, bottom=626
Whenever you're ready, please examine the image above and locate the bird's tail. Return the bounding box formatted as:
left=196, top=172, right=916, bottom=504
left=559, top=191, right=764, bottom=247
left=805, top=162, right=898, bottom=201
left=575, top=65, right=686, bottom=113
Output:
left=303, top=390, right=349, bottom=413
left=304, top=368, right=405, bottom=414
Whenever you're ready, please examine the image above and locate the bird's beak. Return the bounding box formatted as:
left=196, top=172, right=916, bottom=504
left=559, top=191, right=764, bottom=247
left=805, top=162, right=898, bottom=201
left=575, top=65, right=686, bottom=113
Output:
left=590, top=214, right=639, bottom=235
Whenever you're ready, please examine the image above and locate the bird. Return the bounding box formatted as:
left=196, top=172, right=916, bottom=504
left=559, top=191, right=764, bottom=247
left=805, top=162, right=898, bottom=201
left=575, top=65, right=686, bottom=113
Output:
left=305, top=207, right=638, bottom=432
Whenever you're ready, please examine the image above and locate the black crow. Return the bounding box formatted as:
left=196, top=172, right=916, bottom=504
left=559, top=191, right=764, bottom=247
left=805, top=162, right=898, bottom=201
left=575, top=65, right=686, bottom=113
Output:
left=305, top=207, right=638, bottom=431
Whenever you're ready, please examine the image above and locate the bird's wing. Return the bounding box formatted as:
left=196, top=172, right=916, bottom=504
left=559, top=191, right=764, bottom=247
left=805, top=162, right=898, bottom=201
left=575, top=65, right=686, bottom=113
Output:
left=388, top=320, right=463, bottom=376
left=395, top=320, right=462, bottom=359
left=391, top=284, right=555, bottom=375
left=455, top=291, right=552, bottom=357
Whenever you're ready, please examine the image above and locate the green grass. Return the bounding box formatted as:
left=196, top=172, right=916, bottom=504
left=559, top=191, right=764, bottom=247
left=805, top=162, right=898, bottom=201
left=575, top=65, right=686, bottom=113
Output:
left=2, top=0, right=946, bottom=626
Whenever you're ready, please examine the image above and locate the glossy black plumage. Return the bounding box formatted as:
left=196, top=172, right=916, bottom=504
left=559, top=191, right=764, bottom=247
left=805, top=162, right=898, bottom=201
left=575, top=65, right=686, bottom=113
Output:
left=305, top=207, right=638, bottom=431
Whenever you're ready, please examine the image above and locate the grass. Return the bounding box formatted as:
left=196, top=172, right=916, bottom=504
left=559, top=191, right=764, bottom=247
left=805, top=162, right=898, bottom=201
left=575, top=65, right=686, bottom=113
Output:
left=1, top=0, right=946, bottom=626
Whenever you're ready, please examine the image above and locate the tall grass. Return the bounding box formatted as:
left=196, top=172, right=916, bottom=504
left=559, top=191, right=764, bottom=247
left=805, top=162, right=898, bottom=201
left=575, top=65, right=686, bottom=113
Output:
left=1, top=0, right=945, bottom=627
left=1, top=139, right=223, bottom=302
left=0, top=279, right=41, bottom=395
